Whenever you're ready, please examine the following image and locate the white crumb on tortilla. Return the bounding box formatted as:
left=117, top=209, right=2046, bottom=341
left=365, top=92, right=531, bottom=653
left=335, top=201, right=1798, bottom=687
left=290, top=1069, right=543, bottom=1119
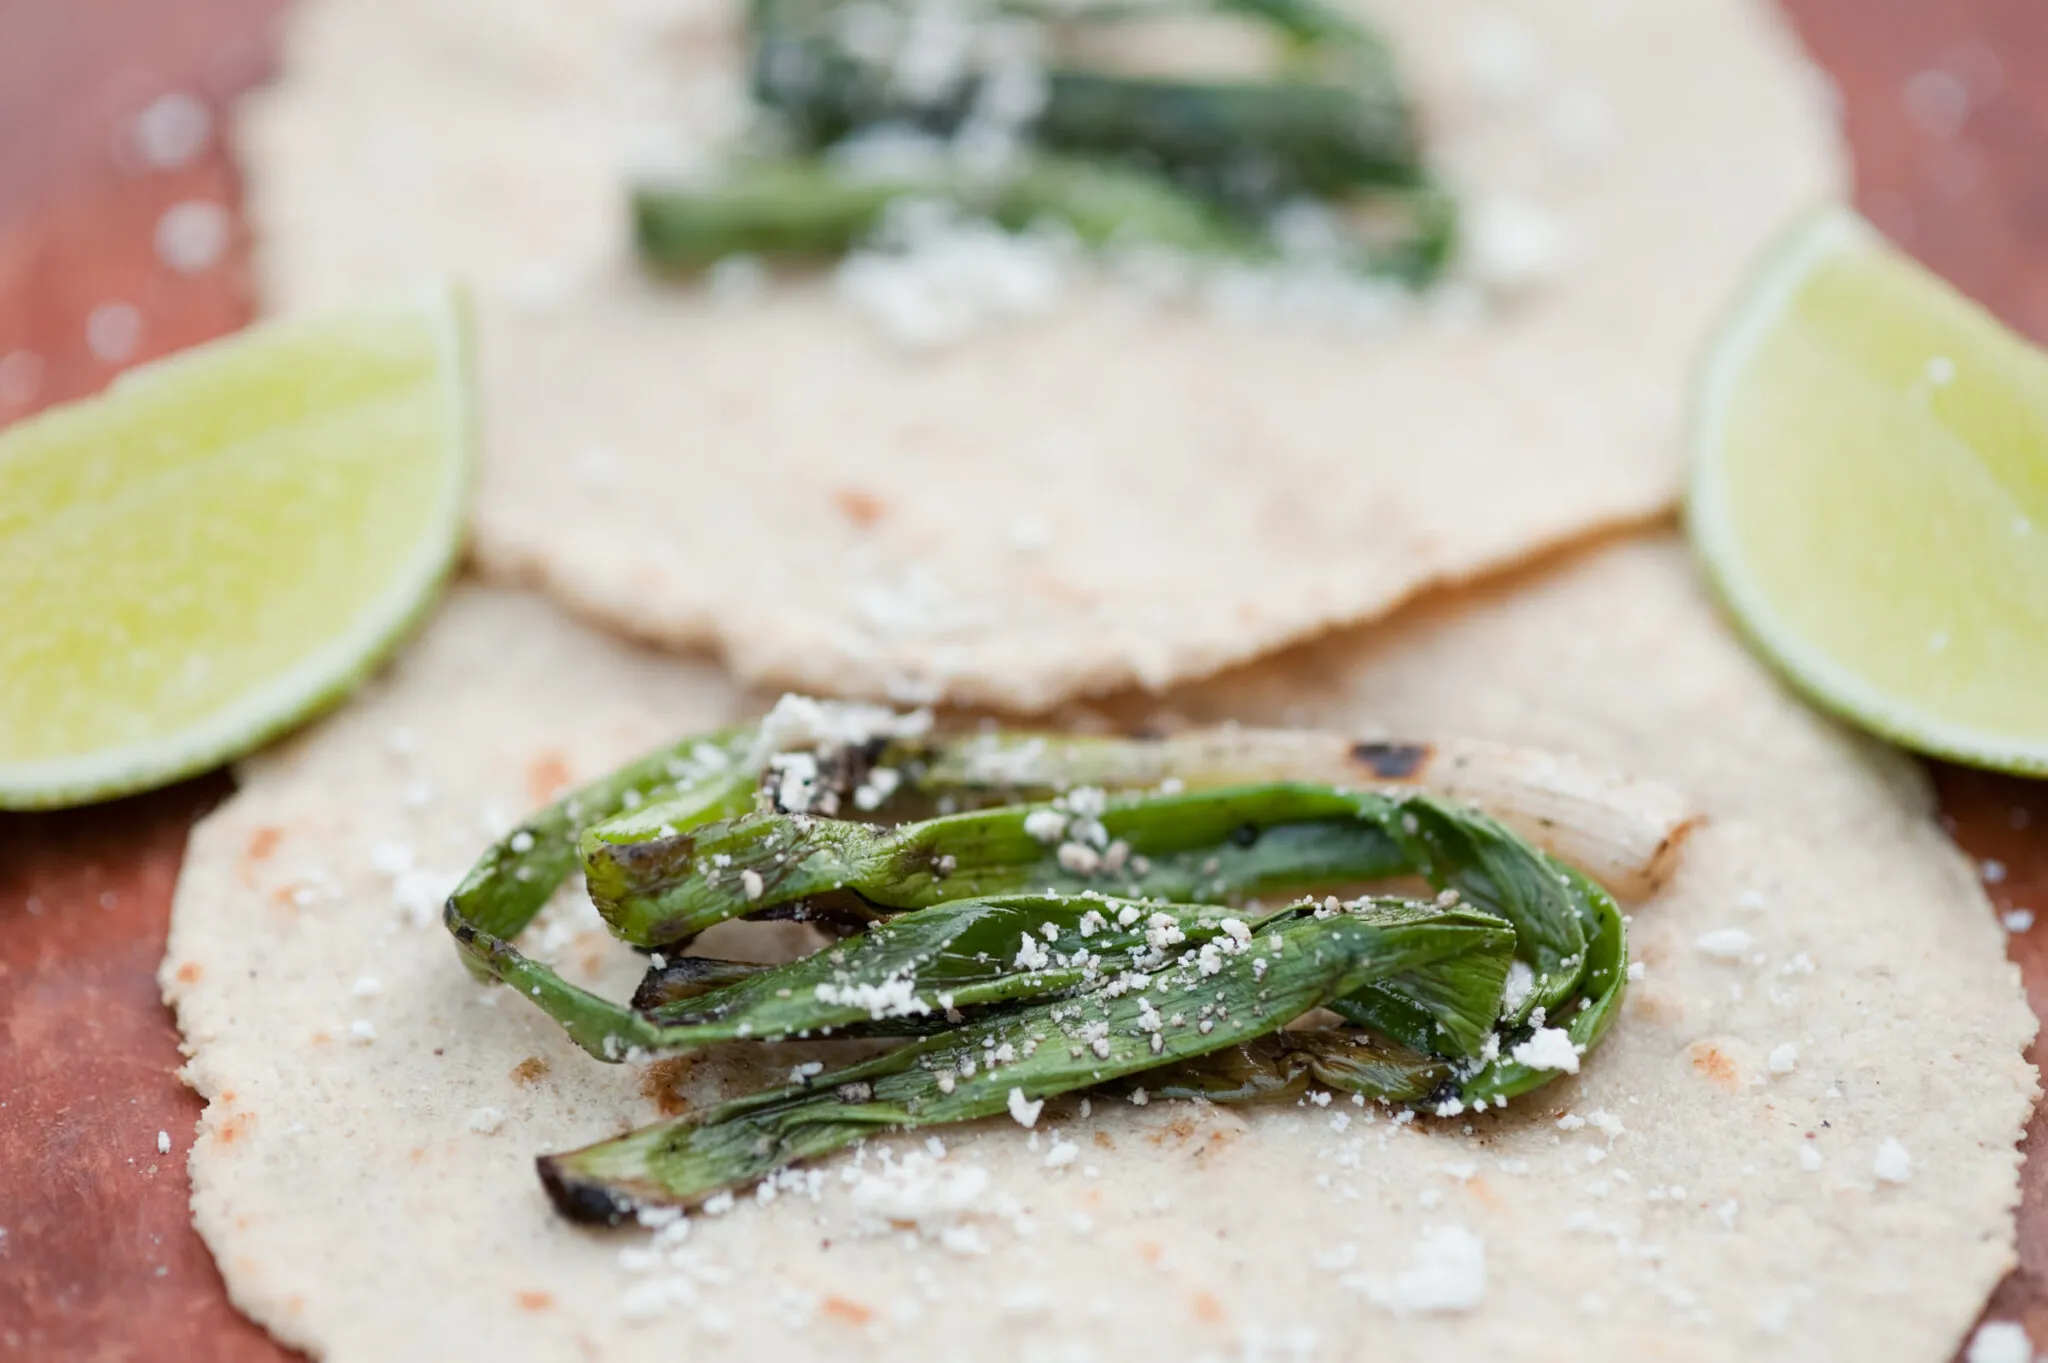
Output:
left=157, top=1130, right=171, bottom=1155
left=1767, top=1043, right=1799, bottom=1075
left=1873, top=1139, right=1914, bottom=1185
left=1965, top=1320, right=2033, bottom=1363
left=1347, top=1225, right=1487, bottom=1314
left=1696, top=928, right=1753, bottom=959
left=1006, top=1089, right=1044, bottom=1129
left=469, top=1107, right=505, bottom=1135
left=1509, top=1027, right=1580, bottom=1074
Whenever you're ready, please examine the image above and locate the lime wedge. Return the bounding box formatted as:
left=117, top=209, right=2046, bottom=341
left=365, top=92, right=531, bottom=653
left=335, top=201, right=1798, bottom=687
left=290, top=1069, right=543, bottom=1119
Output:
left=1688, top=209, right=2048, bottom=774
left=0, top=286, right=472, bottom=808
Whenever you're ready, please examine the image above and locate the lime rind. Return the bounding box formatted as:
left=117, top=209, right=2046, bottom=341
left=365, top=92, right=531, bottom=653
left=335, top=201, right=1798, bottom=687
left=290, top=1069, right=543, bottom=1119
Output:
left=0, top=283, right=474, bottom=808
left=1687, top=208, right=2048, bottom=776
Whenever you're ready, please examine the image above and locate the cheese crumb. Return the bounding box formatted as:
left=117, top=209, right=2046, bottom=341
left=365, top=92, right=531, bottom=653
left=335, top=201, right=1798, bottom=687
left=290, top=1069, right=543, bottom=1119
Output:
left=1873, top=1137, right=1913, bottom=1185
left=1509, top=1027, right=1580, bottom=1074
left=469, top=1107, right=505, bottom=1135
left=1348, top=1225, right=1487, bottom=1314
left=1498, top=960, right=1536, bottom=1015
left=1798, top=1145, right=1823, bottom=1172
left=740, top=869, right=765, bottom=901
left=1965, top=1320, right=2033, bottom=1363
left=1696, top=928, right=1753, bottom=960
left=348, top=1019, right=377, bottom=1044
left=1767, top=1043, right=1799, bottom=1075
left=351, top=976, right=382, bottom=998
left=156, top=1130, right=171, bottom=1155
left=1007, top=1088, right=1044, bottom=1128
left=1023, top=809, right=1067, bottom=844
left=1045, top=1139, right=1078, bottom=1169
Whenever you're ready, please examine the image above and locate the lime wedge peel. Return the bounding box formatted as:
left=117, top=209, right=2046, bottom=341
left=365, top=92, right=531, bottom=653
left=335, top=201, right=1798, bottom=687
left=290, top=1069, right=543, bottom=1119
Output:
left=0, top=284, right=473, bottom=808
left=1688, top=208, right=2048, bottom=775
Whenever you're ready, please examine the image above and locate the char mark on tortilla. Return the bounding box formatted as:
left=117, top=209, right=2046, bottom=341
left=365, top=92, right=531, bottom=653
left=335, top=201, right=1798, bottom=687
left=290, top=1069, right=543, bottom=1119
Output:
left=1351, top=740, right=1432, bottom=780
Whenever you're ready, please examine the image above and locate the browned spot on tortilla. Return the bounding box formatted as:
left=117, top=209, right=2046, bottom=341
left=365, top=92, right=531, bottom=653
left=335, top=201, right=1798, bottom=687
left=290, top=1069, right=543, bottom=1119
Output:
left=579, top=950, right=608, bottom=979
left=640, top=1057, right=693, bottom=1116
left=216, top=1111, right=254, bottom=1145
left=1205, top=1126, right=1237, bottom=1149
left=268, top=883, right=303, bottom=909
left=1686, top=1039, right=1743, bottom=1090
left=511, top=1055, right=550, bottom=1086
left=1628, top=985, right=1684, bottom=1027
left=1136, top=1240, right=1162, bottom=1265
left=1350, top=740, right=1431, bottom=780
left=284, top=1295, right=305, bottom=1316
left=1092, top=1130, right=1115, bottom=1150
left=516, top=1290, right=554, bottom=1312
left=822, top=1295, right=873, bottom=1326
left=1150, top=1115, right=1200, bottom=1146
left=175, top=961, right=203, bottom=984
left=218, top=1089, right=236, bottom=1105
left=241, top=825, right=283, bottom=881
left=526, top=752, right=573, bottom=804
left=1191, top=1291, right=1225, bottom=1324
left=833, top=487, right=886, bottom=527
left=309, top=1031, right=331, bottom=1046
left=1464, top=1176, right=1503, bottom=1210
left=410, top=1146, right=429, bottom=1164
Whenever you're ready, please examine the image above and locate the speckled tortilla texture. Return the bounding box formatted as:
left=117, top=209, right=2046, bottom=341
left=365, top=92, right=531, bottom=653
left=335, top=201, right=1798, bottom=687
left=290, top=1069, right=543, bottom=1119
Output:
left=166, top=538, right=2034, bottom=1363
left=239, top=0, right=1843, bottom=710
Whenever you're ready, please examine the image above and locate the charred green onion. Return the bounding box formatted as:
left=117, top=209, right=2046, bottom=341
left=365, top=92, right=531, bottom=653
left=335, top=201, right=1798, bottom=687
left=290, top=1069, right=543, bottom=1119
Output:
left=444, top=700, right=1683, bottom=1221
left=633, top=0, right=1456, bottom=283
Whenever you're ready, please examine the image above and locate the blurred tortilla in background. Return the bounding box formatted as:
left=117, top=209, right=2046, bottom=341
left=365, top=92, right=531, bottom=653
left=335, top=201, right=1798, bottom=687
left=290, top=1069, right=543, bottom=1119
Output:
left=240, top=0, right=1841, bottom=710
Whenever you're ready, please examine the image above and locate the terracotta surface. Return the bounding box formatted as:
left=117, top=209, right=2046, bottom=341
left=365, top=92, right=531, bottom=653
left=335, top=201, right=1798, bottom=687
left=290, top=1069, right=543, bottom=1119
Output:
left=0, top=1, right=2043, bottom=1358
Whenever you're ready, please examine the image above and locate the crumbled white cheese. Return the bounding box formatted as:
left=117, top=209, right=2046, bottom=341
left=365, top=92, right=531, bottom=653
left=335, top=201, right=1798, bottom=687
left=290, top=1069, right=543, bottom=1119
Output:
left=814, top=973, right=930, bottom=1019
left=369, top=840, right=414, bottom=878
left=740, top=869, right=765, bottom=901
left=1007, top=1088, right=1044, bottom=1128
left=1965, top=1320, right=2033, bottom=1363
left=1767, top=1043, right=1799, bottom=1075
left=1023, top=809, right=1068, bottom=844
left=154, top=199, right=230, bottom=274
left=750, top=694, right=931, bottom=762
left=1014, top=931, right=1052, bottom=971
left=1696, top=928, right=1754, bottom=960
left=469, top=1107, right=505, bottom=1135
left=157, top=1130, right=171, bottom=1155
left=1348, top=1225, right=1487, bottom=1314
left=2003, top=909, right=2035, bottom=934
left=1510, top=1027, right=1580, bottom=1074
left=351, top=976, right=382, bottom=998
left=1798, top=1145, right=1823, bottom=1172
left=1499, top=960, right=1536, bottom=1016
left=1873, top=1138, right=1913, bottom=1185
left=348, top=1019, right=377, bottom=1044
left=1056, top=842, right=1101, bottom=876
left=132, top=91, right=212, bottom=170
left=1044, top=1139, right=1078, bottom=1169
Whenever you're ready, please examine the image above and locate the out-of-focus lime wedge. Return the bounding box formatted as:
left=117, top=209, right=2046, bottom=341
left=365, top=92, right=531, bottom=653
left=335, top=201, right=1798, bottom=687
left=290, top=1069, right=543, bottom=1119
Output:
left=0, top=285, right=472, bottom=807
left=1688, top=209, right=2048, bottom=775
